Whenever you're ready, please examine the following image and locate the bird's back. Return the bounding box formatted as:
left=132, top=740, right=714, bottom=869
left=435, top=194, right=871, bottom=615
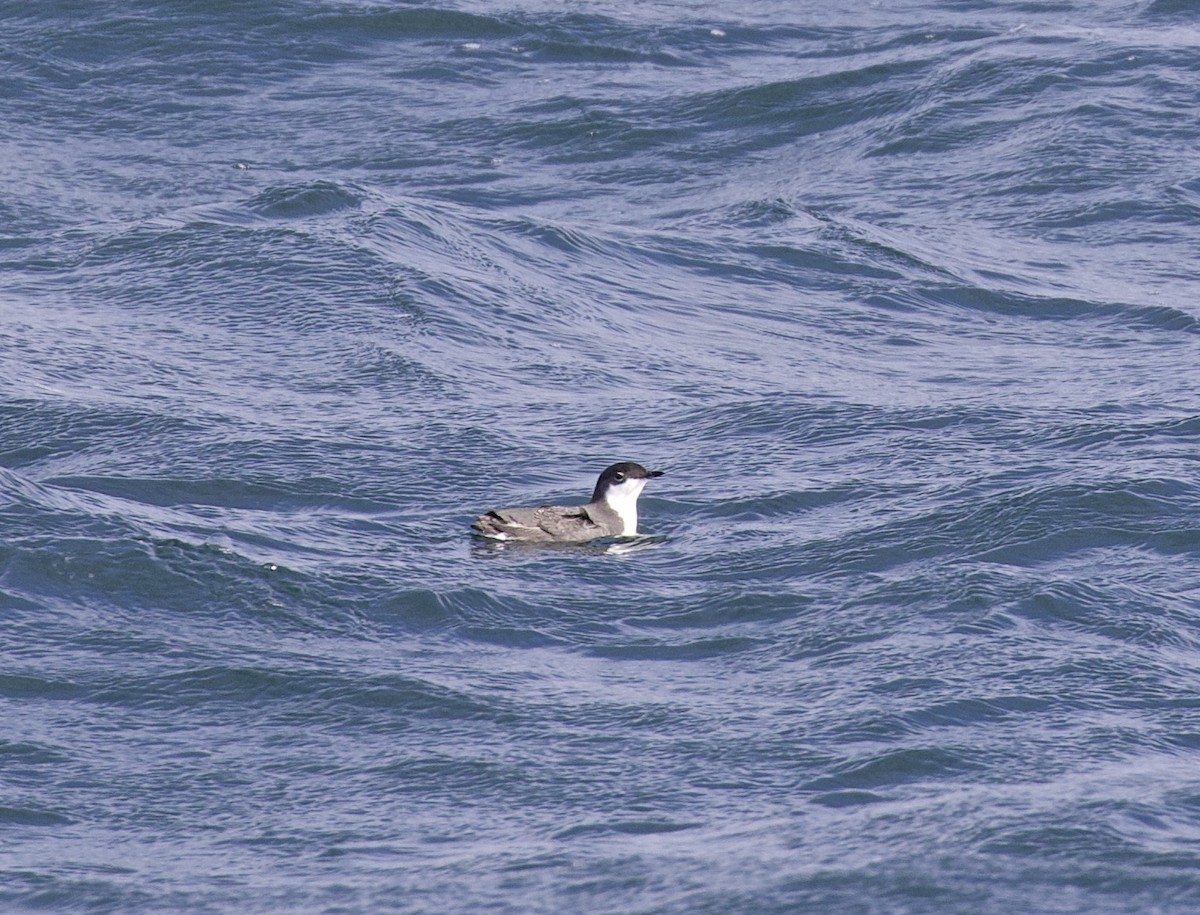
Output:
left=472, top=502, right=620, bottom=542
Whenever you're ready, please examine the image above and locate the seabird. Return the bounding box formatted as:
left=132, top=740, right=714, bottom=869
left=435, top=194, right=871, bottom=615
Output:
left=473, top=462, right=664, bottom=543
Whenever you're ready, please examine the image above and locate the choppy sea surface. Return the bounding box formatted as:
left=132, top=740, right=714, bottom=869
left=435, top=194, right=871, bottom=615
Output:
left=4, top=1, right=1200, bottom=911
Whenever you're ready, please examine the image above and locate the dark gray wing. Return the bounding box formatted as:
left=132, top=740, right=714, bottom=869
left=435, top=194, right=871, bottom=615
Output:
left=473, top=503, right=609, bottom=542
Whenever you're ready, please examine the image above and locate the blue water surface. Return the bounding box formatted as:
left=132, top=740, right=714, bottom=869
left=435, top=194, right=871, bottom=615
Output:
left=3, top=1, right=1200, bottom=912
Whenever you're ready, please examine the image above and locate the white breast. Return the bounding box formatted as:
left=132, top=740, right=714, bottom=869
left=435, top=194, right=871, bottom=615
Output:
left=601, top=478, right=647, bottom=536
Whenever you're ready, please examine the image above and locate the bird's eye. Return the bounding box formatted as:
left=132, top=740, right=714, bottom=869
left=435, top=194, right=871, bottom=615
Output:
left=613, top=472, right=625, bottom=482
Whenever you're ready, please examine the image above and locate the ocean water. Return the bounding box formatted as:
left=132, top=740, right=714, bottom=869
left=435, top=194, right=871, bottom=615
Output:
left=3, top=0, right=1200, bottom=911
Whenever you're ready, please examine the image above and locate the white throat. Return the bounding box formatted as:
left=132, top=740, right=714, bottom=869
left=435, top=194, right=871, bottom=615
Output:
left=601, top=478, right=646, bottom=536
